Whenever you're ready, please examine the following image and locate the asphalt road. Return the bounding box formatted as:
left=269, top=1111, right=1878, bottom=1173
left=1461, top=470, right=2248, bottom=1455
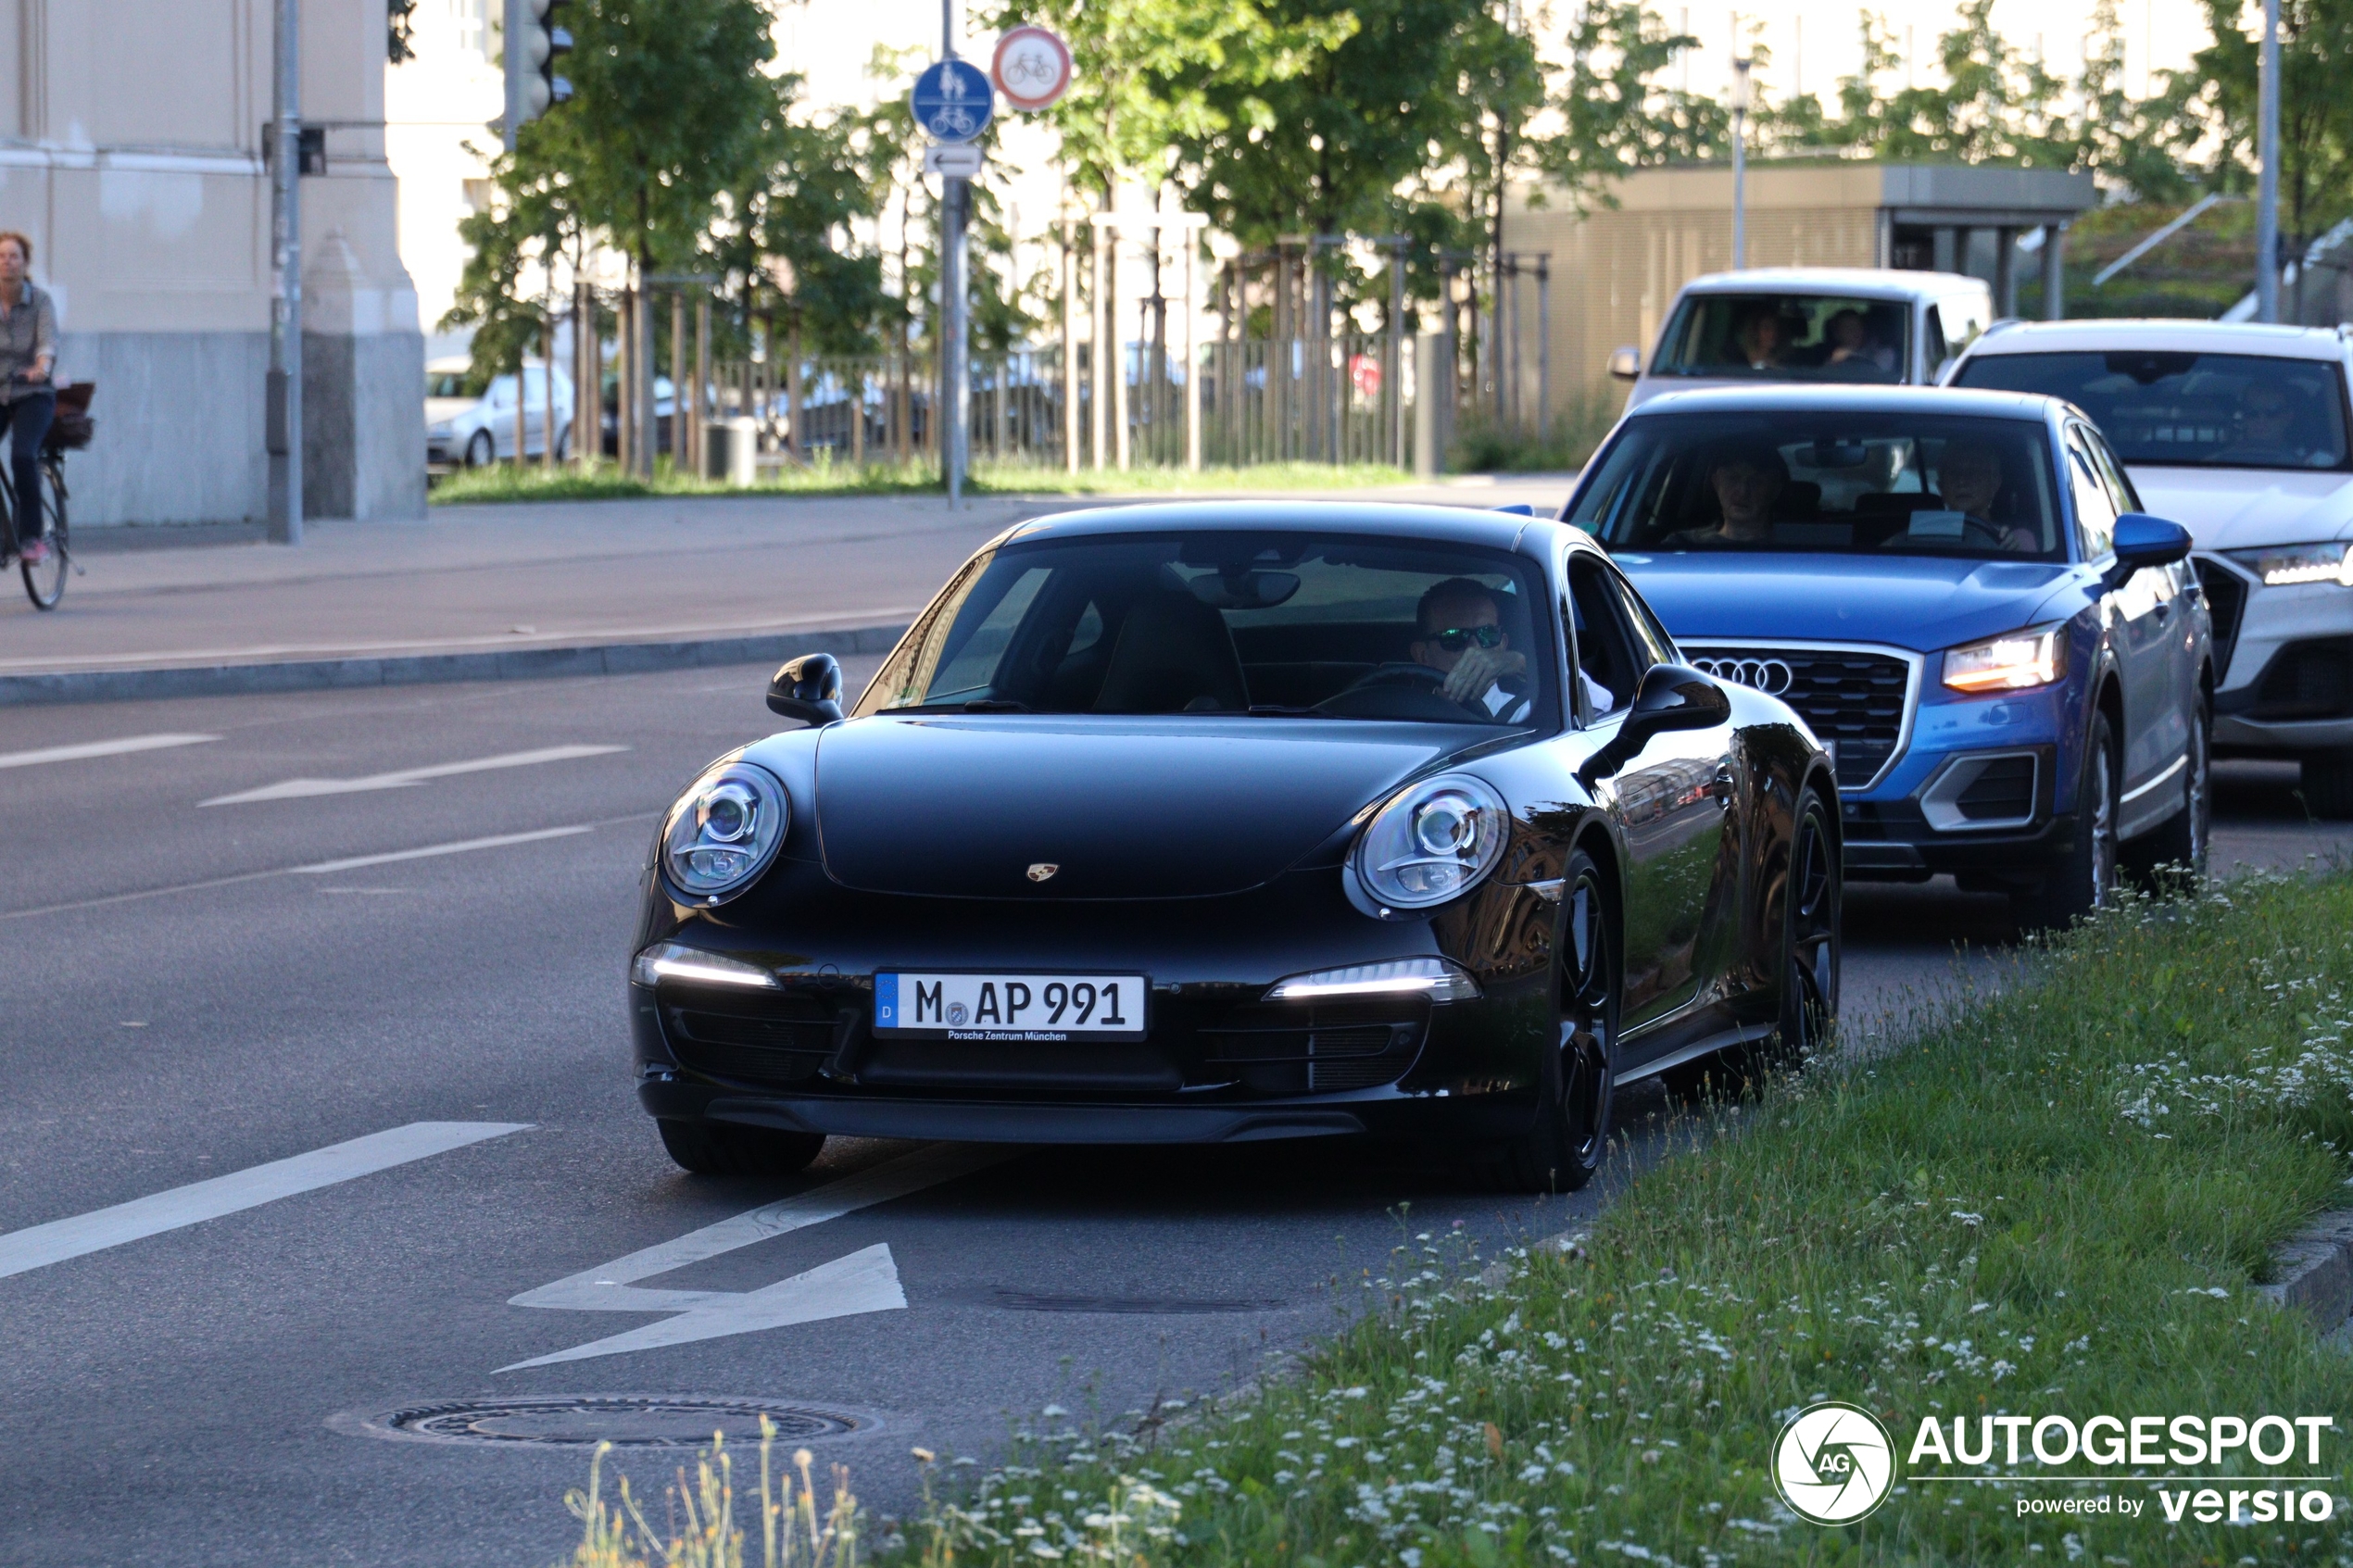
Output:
left=1, top=664, right=2345, bottom=1566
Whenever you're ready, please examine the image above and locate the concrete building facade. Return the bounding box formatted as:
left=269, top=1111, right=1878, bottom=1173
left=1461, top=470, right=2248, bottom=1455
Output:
left=0, top=0, right=423, bottom=527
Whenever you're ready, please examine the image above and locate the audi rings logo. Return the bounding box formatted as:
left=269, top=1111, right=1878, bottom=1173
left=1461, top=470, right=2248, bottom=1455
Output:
left=1693, top=656, right=1794, bottom=696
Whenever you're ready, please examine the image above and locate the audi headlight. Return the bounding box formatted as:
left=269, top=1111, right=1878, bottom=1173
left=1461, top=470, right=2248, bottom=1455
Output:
left=1350, top=773, right=1508, bottom=911
left=2227, top=540, right=2353, bottom=587
left=660, top=760, right=788, bottom=904
left=1943, top=624, right=2065, bottom=694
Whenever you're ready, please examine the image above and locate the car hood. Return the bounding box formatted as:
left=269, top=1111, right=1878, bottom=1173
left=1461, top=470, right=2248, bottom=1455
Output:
left=2123, top=465, right=2353, bottom=550
left=812, top=714, right=1477, bottom=899
left=1613, top=551, right=2077, bottom=654
left=424, top=397, right=477, bottom=430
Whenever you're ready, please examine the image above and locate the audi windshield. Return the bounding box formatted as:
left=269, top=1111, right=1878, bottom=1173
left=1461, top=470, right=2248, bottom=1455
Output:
left=1569, top=412, right=2065, bottom=561
left=1952, top=349, right=2351, bottom=470
left=855, top=533, right=1560, bottom=726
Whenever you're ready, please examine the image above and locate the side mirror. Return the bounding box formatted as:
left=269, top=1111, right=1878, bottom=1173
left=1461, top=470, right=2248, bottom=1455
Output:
left=2105, top=512, right=2193, bottom=589
left=1606, top=345, right=1642, bottom=382
left=766, top=652, right=845, bottom=727
left=1578, top=664, right=1731, bottom=785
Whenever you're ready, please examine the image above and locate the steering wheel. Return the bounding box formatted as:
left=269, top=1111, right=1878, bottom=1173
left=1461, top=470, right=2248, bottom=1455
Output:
left=1318, top=662, right=1483, bottom=721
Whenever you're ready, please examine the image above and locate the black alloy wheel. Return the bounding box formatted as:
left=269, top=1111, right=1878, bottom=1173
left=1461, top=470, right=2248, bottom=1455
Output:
left=658, top=1118, right=826, bottom=1178
left=1491, top=847, right=1619, bottom=1193
left=1774, top=785, right=1841, bottom=1062
left=2125, top=700, right=2210, bottom=893
left=19, top=468, right=65, bottom=611
left=2019, top=709, right=2119, bottom=932
left=466, top=430, right=495, bottom=469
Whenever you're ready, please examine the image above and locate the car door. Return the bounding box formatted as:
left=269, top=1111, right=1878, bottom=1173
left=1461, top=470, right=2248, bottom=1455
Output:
left=484, top=374, right=517, bottom=459
left=1568, top=554, right=1737, bottom=1050
left=2084, top=424, right=2195, bottom=828
left=2066, top=421, right=2177, bottom=817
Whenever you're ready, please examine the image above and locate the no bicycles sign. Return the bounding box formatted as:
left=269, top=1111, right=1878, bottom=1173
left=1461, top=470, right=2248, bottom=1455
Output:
left=992, top=26, right=1072, bottom=112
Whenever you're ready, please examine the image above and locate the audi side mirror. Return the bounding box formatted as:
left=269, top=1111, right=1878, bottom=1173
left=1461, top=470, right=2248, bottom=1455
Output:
left=1606, top=345, right=1642, bottom=382
left=766, top=651, right=845, bottom=727
left=2105, top=513, right=2193, bottom=590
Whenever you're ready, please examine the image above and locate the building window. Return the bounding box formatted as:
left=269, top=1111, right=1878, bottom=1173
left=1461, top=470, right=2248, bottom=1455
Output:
left=462, top=179, right=496, bottom=213
left=450, top=0, right=490, bottom=60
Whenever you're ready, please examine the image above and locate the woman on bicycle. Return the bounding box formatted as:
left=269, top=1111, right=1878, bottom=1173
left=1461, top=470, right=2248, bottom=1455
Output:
left=0, top=230, right=57, bottom=565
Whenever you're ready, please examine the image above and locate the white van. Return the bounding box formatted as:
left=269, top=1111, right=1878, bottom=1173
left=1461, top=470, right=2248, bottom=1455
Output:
left=1610, top=267, right=1994, bottom=409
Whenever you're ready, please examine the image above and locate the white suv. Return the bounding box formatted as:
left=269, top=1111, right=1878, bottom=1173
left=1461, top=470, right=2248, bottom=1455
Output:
left=1947, top=320, right=2353, bottom=815
left=1610, top=267, right=1994, bottom=409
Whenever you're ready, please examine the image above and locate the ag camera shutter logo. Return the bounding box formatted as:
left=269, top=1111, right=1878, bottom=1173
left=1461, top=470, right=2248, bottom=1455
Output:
left=1773, top=1401, right=1896, bottom=1524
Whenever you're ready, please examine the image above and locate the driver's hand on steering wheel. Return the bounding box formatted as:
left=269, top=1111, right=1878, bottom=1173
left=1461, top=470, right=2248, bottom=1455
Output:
left=1441, top=646, right=1527, bottom=709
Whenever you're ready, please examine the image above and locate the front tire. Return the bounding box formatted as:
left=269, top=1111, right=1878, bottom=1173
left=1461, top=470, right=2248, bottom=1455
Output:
left=465, top=430, right=495, bottom=469
left=1489, top=848, right=1618, bottom=1193
left=2019, top=709, right=2120, bottom=932
left=657, top=1118, right=825, bottom=1177
left=2300, top=746, right=2353, bottom=821
left=2126, top=701, right=2210, bottom=890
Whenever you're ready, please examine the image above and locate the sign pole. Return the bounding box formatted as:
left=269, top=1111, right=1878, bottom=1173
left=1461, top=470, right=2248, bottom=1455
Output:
left=941, top=0, right=968, bottom=506
left=267, top=0, right=302, bottom=545
left=2257, top=0, right=2282, bottom=322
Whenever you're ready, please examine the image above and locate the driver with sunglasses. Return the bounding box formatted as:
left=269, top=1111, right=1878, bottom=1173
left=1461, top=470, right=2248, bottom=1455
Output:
left=1407, top=579, right=1534, bottom=720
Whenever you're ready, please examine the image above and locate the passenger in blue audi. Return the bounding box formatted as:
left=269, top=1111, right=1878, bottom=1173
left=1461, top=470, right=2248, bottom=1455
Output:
left=630, top=502, right=1840, bottom=1189
left=1566, top=386, right=2213, bottom=930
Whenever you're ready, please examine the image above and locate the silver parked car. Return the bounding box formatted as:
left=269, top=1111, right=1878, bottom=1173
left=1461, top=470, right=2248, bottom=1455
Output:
left=425, top=357, right=575, bottom=471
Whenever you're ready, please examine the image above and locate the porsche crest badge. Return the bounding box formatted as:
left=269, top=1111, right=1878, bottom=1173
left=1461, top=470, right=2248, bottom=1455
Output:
left=1026, top=862, right=1059, bottom=883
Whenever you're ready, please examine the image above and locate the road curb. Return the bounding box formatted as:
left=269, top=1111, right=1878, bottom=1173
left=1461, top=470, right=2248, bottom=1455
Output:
left=2259, top=1208, right=2353, bottom=1335
left=0, top=623, right=912, bottom=708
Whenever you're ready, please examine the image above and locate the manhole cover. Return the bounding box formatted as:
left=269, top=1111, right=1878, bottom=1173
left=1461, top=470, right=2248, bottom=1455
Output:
left=332, top=1395, right=873, bottom=1449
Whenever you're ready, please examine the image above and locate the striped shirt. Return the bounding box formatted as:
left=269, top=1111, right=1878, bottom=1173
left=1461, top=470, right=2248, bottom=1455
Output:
left=0, top=282, right=57, bottom=403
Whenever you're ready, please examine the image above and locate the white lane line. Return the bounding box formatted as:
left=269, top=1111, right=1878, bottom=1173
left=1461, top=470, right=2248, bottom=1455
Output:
left=498, top=1142, right=1009, bottom=1371
left=0, top=1122, right=530, bottom=1282
left=0, top=812, right=648, bottom=921
left=0, top=733, right=220, bottom=771
left=290, top=824, right=596, bottom=875
left=201, top=743, right=629, bottom=807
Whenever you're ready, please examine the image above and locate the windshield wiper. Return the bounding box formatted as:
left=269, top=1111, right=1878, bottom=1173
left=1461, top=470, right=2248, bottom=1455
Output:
left=1248, top=704, right=1337, bottom=718
left=958, top=698, right=1032, bottom=712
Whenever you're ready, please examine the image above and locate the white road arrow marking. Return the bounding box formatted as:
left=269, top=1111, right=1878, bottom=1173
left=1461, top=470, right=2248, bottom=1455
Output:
left=0, top=733, right=221, bottom=771
left=200, top=744, right=628, bottom=806
left=498, top=1142, right=1006, bottom=1372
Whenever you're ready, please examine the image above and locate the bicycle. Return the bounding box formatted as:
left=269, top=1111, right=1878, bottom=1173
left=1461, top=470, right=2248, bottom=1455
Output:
left=0, top=379, right=88, bottom=611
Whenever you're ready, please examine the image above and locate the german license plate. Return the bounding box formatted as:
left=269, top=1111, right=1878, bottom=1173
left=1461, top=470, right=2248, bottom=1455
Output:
left=873, top=972, right=1148, bottom=1042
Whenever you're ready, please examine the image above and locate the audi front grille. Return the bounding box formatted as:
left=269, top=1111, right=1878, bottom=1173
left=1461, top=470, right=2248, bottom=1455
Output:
left=1681, top=642, right=1921, bottom=792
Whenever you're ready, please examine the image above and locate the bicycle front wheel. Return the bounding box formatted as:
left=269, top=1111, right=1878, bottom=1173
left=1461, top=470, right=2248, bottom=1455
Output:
left=20, top=464, right=66, bottom=610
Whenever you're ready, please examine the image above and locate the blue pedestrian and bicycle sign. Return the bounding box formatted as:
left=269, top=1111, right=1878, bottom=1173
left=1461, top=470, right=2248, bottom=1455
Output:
left=912, top=59, right=994, bottom=143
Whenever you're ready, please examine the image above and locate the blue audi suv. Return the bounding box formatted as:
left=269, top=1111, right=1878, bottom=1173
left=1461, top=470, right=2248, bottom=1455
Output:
left=1562, top=385, right=2212, bottom=926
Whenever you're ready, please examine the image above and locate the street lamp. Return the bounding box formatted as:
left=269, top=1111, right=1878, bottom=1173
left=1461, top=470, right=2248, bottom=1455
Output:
left=2257, top=0, right=2281, bottom=322
left=1730, top=53, right=1753, bottom=271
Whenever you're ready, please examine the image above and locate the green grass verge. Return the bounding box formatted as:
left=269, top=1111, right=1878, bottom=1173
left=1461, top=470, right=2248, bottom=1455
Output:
left=428, top=459, right=1413, bottom=507
left=865, top=878, right=2353, bottom=1567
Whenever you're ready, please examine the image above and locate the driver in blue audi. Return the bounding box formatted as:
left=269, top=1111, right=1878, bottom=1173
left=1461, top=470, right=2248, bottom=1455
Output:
left=1408, top=577, right=1614, bottom=720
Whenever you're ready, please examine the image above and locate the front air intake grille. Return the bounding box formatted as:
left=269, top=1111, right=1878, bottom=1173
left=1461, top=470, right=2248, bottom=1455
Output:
left=663, top=997, right=842, bottom=1088
left=2251, top=636, right=2353, bottom=721
left=1197, top=997, right=1429, bottom=1094
left=1956, top=755, right=2037, bottom=821
left=1682, top=644, right=1917, bottom=790
left=2194, top=558, right=2247, bottom=677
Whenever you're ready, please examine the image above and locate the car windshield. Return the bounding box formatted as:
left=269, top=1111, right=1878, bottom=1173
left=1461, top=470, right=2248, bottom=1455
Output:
left=857, top=532, right=1556, bottom=726
left=1952, top=350, right=2352, bottom=471
left=1652, top=294, right=1910, bottom=383
left=1570, top=411, right=2066, bottom=561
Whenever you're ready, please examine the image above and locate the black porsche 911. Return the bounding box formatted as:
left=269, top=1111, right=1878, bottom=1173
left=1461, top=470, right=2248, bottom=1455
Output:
left=629, top=501, right=1841, bottom=1191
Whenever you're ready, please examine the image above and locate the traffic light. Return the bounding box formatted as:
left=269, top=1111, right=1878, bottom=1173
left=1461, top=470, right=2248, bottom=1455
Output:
left=502, top=0, right=573, bottom=146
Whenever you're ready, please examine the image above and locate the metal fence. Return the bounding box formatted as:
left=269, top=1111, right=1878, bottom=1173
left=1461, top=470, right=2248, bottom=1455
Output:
left=703, top=335, right=1439, bottom=473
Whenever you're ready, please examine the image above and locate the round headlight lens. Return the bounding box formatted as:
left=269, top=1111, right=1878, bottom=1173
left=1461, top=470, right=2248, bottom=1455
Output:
left=1353, top=773, right=1508, bottom=909
left=661, top=760, right=789, bottom=903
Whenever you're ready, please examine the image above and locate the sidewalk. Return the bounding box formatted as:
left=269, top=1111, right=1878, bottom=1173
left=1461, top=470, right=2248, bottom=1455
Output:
left=0, top=479, right=1570, bottom=705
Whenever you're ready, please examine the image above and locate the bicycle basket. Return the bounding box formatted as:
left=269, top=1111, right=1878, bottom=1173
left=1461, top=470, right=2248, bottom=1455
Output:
left=44, top=408, right=92, bottom=452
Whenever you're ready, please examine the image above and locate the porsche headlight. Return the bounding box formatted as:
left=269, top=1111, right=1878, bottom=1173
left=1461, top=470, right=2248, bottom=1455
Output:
left=2226, top=540, right=2353, bottom=587
left=1943, top=624, right=2066, bottom=694
left=660, top=760, right=788, bottom=904
left=1352, top=773, right=1508, bottom=910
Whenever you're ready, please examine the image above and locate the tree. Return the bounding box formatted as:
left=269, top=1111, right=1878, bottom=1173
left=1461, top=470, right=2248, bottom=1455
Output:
left=2165, top=0, right=2353, bottom=243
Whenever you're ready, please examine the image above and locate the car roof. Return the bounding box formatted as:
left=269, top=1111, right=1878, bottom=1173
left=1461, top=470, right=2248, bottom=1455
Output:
left=1674, top=267, right=1988, bottom=300
left=1965, top=319, right=2348, bottom=361
left=1626, top=383, right=2060, bottom=421
left=1003, top=499, right=1546, bottom=553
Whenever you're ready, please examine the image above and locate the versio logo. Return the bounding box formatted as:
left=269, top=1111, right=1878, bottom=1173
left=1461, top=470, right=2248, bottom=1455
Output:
left=1773, top=1401, right=1896, bottom=1524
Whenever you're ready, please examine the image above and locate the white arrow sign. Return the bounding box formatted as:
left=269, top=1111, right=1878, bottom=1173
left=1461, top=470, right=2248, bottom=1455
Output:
left=923, top=142, right=985, bottom=178
left=498, top=1142, right=1005, bottom=1371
